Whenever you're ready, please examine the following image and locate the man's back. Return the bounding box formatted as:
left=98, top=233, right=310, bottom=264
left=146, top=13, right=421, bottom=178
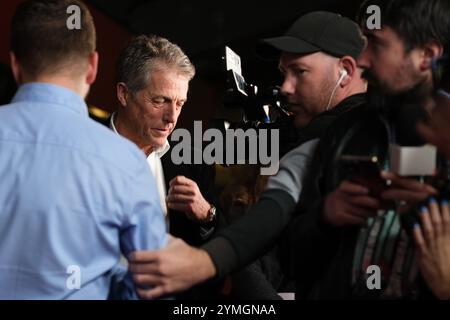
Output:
left=0, top=83, right=166, bottom=299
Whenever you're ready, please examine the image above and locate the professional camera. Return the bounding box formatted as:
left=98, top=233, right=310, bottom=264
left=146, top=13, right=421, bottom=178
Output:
left=209, top=47, right=299, bottom=160
left=212, top=47, right=290, bottom=127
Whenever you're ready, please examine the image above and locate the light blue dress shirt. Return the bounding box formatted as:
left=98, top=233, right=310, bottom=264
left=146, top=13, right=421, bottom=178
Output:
left=0, top=83, right=167, bottom=299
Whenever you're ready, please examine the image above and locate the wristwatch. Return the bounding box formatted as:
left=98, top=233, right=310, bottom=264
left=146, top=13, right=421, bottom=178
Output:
left=203, top=205, right=216, bottom=223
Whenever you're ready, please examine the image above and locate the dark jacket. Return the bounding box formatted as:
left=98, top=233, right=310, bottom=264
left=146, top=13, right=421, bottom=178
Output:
left=202, top=93, right=367, bottom=278
left=90, top=113, right=222, bottom=246
left=293, top=92, right=440, bottom=299
left=161, top=152, right=222, bottom=246
left=293, top=103, right=389, bottom=299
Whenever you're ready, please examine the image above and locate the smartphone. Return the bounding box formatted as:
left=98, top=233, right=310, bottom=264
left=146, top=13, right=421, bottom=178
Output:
left=339, top=155, right=389, bottom=197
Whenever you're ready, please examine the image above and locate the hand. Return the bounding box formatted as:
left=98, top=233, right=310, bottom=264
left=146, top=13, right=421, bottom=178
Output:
left=413, top=199, right=450, bottom=299
left=129, top=235, right=217, bottom=299
left=166, top=176, right=211, bottom=222
left=380, top=171, right=437, bottom=213
left=323, top=180, right=381, bottom=227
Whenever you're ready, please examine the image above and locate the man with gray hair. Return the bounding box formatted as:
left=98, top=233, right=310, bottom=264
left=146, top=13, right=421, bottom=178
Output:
left=111, top=35, right=220, bottom=253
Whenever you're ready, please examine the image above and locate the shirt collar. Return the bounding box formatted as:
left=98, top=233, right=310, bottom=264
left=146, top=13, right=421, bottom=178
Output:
left=110, top=112, right=170, bottom=159
left=12, top=82, right=88, bottom=116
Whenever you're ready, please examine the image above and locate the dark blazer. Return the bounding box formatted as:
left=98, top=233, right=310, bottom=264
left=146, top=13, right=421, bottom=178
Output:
left=91, top=112, right=221, bottom=246
left=161, top=151, right=227, bottom=299
left=161, top=151, right=221, bottom=246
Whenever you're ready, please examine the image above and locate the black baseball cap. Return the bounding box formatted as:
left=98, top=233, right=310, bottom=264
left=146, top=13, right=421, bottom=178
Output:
left=257, top=11, right=365, bottom=60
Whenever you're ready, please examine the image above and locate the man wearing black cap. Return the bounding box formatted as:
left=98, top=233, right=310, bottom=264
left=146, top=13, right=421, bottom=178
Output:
left=126, top=11, right=368, bottom=299
left=259, top=11, right=366, bottom=128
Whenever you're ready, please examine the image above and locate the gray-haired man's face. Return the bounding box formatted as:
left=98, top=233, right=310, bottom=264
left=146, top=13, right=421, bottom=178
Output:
left=121, top=69, right=189, bottom=149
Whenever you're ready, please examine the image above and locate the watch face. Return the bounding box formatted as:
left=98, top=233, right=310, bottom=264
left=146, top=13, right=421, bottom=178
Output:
left=206, top=206, right=216, bottom=222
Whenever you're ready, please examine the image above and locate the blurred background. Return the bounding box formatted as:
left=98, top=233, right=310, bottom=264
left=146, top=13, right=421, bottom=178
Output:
left=0, top=0, right=365, bottom=131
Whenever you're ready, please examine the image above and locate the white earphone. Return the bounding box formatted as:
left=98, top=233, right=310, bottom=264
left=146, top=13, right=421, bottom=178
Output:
left=326, top=69, right=348, bottom=110
left=337, top=69, right=348, bottom=86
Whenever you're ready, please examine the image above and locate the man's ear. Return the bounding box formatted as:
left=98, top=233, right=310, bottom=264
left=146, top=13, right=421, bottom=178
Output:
left=10, top=52, right=23, bottom=85
left=420, top=41, right=443, bottom=71
left=116, top=82, right=129, bottom=107
left=86, top=51, right=98, bottom=85
left=339, top=56, right=357, bottom=86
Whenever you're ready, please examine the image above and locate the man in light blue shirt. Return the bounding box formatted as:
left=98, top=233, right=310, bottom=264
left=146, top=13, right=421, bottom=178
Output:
left=0, top=0, right=166, bottom=299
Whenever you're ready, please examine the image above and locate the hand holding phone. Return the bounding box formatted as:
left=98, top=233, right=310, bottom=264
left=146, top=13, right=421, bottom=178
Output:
left=339, top=155, right=390, bottom=198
